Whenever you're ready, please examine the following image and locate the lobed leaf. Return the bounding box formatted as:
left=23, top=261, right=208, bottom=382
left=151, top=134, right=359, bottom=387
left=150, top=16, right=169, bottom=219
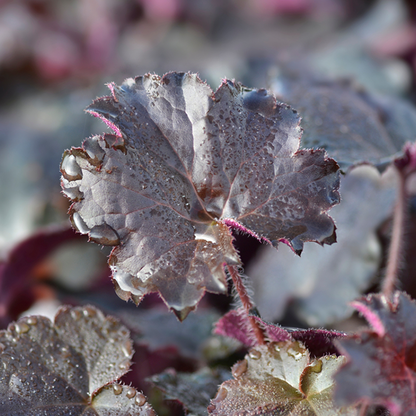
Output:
left=273, top=69, right=416, bottom=172
left=149, top=367, right=231, bottom=416
left=247, top=165, right=397, bottom=326
left=119, top=307, right=219, bottom=359
left=214, top=309, right=345, bottom=357
left=60, top=72, right=340, bottom=317
left=207, top=341, right=357, bottom=416
left=334, top=291, right=416, bottom=415
left=0, top=305, right=154, bottom=415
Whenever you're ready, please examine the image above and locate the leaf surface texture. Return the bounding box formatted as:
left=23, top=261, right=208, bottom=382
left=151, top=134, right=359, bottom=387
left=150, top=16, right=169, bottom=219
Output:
left=0, top=305, right=154, bottom=415
left=61, top=72, right=340, bottom=315
left=208, top=341, right=356, bottom=415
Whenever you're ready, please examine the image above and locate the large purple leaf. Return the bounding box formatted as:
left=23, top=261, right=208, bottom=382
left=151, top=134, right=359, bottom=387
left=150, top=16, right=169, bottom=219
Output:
left=247, top=165, right=396, bottom=326
left=60, top=72, right=340, bottom=317
left=273, top=69, right=416, bottom=172
left=0, top=305, right=154, bottom=415
left=334, top=291, right=416, bottom=415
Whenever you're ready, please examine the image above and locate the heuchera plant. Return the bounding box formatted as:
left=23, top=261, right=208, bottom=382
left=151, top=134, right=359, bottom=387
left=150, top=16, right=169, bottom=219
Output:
left=1, top=71, right=416, bottom=415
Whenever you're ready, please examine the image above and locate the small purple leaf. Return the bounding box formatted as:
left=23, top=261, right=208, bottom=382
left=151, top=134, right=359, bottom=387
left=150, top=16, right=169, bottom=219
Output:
left=208, top=341, right=356, bottom=416
left=214, top=309, right=266, bottom=347
left=149, top=367, right=231, bottom=416
left=288, top=328, right=345, bottom=357
left=215, top=310, right=343, bottom=357
left=334, top=291, right=416, bottom=415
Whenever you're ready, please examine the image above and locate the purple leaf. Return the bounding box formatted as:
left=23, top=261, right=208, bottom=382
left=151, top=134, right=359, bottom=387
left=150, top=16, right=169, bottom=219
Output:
left=61, top=72, right=340, bottom=317
left=247, top=165, right=396, bottom=326
left=119, top=307, right=220, bottom=359
left=0, top=225, right=83, bottom=328
left=288, top=328, right=345, bottom=357
left=149, top=367, right=231, bottom=416
left=208, top=341, right=356, bottom=416
left=214, top=309, right=264, bottom=347
left=273, top=70, right=416, bottom=172
left=0, top=305, right=154, bottom=415
left=214, top=309, right=344, bottom=357
left=334, top=291, right=416, bottom=415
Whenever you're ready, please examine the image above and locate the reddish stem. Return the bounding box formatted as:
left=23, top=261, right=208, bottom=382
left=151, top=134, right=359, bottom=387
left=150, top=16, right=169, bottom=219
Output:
left=382, top=167, right=408, bottom=299
left=358, top=401, right=368, bottom=416
left=227, top=264, right=265, bottom=345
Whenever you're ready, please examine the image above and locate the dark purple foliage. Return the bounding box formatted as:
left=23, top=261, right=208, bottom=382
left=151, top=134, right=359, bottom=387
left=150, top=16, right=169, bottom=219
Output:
left=207, top=341, right=353, bottom=416
left=273, top=69, right=416, bottom=172
left=60, top=72, right=340, bottom=319
left=214, top=308, right=345, bottom=357
left=334, top=291, right=416, bottom=415
left=0, top=226, right=83, bottom=329
left=0, top=305, right=155, bottom=415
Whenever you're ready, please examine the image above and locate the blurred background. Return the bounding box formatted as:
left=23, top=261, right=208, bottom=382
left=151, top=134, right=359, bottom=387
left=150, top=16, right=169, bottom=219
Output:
left=1, top=0, right=416, bottom=400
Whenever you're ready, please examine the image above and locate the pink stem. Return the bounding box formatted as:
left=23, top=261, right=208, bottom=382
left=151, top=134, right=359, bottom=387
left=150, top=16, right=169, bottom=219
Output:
left=227, top=265, right=265, bottom=345
left=382, top=167, right=408, bottom=299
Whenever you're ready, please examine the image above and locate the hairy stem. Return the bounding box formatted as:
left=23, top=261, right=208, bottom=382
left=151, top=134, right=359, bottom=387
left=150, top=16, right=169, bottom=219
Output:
left=382, top=168, right=408, bottom=299
left=227, top=265, right=265, bottom=345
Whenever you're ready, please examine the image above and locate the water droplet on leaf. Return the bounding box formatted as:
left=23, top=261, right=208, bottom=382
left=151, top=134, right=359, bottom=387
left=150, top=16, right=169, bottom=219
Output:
left=232, top=359, right=248, bottom=378
left=113, top=383, right=123, bottom=395
left=16, top=322, right=30, bottom=334
left=249, top=349, right=261, bottom=360
left=61, top=153, right=83, bottom=181
left=135, top=392, right=147, bottom=406
left=126, top=387, right=136, bottom=398
left=89, top=223, right=120, bottom=246
left=72, top=213, right=90, bottom=234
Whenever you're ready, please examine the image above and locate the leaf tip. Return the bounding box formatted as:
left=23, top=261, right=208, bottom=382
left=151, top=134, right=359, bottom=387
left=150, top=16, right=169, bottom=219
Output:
left=171, top=306, right=195, bottom=321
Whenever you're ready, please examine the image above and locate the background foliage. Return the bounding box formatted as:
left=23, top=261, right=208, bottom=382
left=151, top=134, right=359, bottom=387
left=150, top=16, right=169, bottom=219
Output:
left=2, top=0, right=416, bottom=414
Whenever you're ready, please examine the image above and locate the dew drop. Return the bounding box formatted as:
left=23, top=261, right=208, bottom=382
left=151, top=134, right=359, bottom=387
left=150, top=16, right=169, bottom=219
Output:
left=232, top=359, right=247, bottom=378
left=62, top=184, right=83, bottom=201
left=16, top=322, right=30, bottom=334
left=287, top=348, right=303, bottom=361
left=126, top=387, right=136, bottom=399
left=112, top=266, right=144, bottom=296
left=309, top=360, right=323, bottom=373
left=26, top=317, right=37, bottom=325
left=135, top=392, right=146, bottom=406
left=83, top=136, right=105, bottom=163
left=274, top=344, right=281, bottom=352
left=71, top=309, right=83, bottom=321
left=118, top=359, right=130, bottom=370
left=121, top=340, right=133, bottom=357
left=61, top=347, right=71, bottom=359
left=212, top=386, right=228, bottom=403
left=83, top=306, right=96, bottom=318
left=61, top=154, right=83, bottom=181
left=89, top=223, right=120, bottom=246
left=113, top=383, right=123, bottom=395
left=249, top=349, right=261, bottom=360
left=72, top=212, right=90, bottom=234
